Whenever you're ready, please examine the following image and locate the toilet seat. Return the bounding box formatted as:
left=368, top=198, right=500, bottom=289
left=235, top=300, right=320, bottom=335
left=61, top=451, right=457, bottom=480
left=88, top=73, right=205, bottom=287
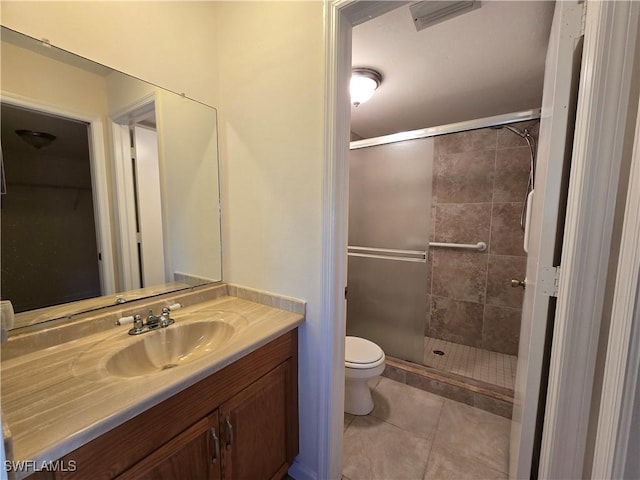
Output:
left=345, top=336, right=385, bottom=369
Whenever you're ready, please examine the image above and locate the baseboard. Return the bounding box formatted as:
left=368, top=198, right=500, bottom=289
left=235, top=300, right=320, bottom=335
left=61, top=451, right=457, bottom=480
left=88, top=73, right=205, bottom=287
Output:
left=288, top=459, right=318, bottom=480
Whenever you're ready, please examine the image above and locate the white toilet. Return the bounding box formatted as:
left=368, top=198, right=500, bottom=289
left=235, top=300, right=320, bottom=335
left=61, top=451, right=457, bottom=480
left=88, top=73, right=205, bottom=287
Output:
left=344, top=336, right=386, bottom=415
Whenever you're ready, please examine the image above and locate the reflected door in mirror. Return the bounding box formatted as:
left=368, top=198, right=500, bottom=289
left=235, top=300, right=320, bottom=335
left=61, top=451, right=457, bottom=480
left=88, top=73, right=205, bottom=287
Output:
left=0, top=103, right=102, bottom=312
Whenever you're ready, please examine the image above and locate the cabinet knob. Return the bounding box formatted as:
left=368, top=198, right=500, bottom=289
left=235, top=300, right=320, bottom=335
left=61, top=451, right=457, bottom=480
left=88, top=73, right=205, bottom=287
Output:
left=511, top=279, right=526, bottom=289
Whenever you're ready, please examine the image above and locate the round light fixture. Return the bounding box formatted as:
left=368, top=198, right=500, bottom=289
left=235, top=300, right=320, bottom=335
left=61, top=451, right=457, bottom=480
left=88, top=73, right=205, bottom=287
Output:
left=15, top=130, right=56, bottom=150
left=350, top=68, right=382, bottom=107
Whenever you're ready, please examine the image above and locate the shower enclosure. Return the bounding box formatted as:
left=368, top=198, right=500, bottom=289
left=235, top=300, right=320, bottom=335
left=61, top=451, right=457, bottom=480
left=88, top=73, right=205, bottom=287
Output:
left=346, top=111, right=538, bottom=397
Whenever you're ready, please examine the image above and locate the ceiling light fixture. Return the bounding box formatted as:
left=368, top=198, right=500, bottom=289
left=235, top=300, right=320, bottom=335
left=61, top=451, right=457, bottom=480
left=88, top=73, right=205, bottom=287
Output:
left=351, top=68, right=382, bottom=107
left=15, top=130, right=56, bottom=150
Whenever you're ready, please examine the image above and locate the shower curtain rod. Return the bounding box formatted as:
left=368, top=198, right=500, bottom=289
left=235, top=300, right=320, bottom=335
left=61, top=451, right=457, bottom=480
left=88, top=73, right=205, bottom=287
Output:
left=350, top=108, right=541, bottom=150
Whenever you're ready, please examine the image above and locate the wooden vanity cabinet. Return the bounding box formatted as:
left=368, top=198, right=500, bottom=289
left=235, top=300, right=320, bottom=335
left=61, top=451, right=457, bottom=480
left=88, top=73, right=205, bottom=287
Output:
left=117, top=412, right=221, bottom=480
left=219, top=362, right=291, bottom=480
left=30, top=329, right=298, bottom=480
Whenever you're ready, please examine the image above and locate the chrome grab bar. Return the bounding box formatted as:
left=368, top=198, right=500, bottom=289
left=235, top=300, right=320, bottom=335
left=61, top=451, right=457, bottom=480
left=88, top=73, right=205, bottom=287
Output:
left=429, top=241, right=487, bottom=252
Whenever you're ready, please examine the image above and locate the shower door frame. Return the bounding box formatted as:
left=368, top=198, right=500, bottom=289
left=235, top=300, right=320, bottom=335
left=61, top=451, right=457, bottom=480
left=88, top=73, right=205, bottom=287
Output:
left=316, top=1, right=640, bottom=480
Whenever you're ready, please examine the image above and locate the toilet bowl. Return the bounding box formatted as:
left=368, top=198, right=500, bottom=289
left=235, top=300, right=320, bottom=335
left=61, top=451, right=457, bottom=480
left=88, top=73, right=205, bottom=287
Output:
left=344, top=336, right=385, bottom=415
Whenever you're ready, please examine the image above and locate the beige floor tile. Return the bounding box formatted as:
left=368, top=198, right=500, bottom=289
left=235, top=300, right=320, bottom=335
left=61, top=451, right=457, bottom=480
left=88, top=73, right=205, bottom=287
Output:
left=431, top=400, right=510, bottom=474
left=344, top=412, right=355, bottom=431
left=424, top=442, right=508, bottom=480
left=343, top=415, right=432, bottom=480
left=370, top=378, right=444, bottom=439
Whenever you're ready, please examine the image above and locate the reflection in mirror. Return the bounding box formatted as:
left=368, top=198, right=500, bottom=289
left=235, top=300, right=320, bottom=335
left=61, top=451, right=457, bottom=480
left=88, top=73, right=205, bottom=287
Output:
left=0, top=27, right=222, bottom=330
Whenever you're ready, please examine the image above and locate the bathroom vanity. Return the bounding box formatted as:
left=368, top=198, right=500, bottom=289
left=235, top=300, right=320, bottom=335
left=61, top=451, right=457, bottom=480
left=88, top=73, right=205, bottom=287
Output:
left=1, top=19, right=302, bottom=480
left=1, top=285, right=303, bottom=480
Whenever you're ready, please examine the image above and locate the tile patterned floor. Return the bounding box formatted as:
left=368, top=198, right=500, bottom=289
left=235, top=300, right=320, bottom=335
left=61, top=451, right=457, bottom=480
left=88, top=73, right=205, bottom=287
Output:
left=423, top=337, right=517, bottom=389
left=343, top=377, right=511, bottom=480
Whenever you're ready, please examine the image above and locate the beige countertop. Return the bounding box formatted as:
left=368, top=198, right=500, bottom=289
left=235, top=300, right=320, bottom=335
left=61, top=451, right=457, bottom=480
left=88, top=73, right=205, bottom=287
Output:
left=1, top=295, right=303, bottom=476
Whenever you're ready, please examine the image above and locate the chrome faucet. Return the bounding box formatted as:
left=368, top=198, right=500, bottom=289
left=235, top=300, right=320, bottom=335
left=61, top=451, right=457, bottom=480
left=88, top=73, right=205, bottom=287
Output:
left=145, top=309, right=162, bottom=328
left=127, top=308, right=175, bottom=335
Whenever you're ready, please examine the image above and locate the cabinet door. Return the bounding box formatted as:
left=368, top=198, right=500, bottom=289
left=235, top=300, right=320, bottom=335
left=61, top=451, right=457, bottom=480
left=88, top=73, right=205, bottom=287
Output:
left=117, top=411, right=222, bottom=480
left=220, top=361, right=293, bottom=480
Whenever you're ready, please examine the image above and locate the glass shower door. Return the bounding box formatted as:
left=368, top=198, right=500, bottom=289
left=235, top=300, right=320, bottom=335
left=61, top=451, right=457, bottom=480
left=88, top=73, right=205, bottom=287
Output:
left=346, top=137, right=433, bottom=364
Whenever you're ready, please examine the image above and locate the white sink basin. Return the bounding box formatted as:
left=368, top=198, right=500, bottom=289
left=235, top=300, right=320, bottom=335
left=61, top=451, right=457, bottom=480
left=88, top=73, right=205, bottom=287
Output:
left=106, top=321, right=235, bottom=377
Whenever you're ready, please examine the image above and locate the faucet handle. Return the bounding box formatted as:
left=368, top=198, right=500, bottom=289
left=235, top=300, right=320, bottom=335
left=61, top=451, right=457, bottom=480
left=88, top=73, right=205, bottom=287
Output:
left=160, top=307, right=174, bottom=328
left=127, top=314, right=144, bottom=335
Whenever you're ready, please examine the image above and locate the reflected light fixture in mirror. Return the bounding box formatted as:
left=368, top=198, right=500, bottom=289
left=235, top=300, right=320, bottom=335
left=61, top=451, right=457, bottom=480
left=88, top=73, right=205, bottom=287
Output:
left=350, top=68, right=382, bottom=107
left=15, top=129, right=57, bottom=149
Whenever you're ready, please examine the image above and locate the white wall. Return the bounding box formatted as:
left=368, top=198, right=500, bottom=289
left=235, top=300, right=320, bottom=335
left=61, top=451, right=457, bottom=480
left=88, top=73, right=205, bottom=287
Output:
left=156, top=90, right=221, bottom=282
left=0, top=1, right=219, bottom=107
left=1, top=41, right=109, bottom=113
left=104, top=70, right=155, bottom=114
left=0, top=40, right=111, bottom=181
left=105, top=71, right=223, bottom=283
left=214, top=3, right=325, bottom=476
left=1, top=2, right=327, bottom=477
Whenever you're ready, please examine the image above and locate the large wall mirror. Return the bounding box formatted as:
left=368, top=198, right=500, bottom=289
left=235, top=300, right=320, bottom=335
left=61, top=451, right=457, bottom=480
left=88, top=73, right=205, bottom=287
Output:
left=1, top=27, right=222, bottom=330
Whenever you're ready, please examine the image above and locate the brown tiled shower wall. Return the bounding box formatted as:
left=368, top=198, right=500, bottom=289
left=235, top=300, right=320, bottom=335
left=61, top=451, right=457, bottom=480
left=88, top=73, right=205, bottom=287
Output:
left=426, top=121, right=538, bottom=355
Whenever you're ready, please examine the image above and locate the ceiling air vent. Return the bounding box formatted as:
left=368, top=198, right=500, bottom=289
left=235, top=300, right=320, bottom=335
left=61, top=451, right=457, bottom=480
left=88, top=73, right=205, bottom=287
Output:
left=410, top=1, right=481, bottom=31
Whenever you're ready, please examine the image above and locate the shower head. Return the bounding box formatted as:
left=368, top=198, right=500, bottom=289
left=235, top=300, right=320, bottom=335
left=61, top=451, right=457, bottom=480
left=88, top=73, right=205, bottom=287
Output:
left=504, top=125, right=528, bottom=138
left=490, top=124, right=527, bottom=137
left=490, top=120, right=539, bottom=230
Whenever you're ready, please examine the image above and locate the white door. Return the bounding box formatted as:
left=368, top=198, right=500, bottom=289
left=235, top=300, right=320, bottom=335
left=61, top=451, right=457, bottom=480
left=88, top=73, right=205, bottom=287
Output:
left=133, top=125, right=166, bottom=287
left=510, top=2, right=583, bottom=478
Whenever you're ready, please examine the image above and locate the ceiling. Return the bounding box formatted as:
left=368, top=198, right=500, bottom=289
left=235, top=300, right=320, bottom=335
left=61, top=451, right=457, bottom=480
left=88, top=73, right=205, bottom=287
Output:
left=350, top=1, right=555, bottom=139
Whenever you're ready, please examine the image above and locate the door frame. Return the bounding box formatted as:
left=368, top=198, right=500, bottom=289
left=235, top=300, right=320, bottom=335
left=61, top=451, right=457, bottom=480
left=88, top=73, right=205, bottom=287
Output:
left=591, top=75, right=640, bottom=479
left=538, top=2, right=639, bottom=477
left=131, top=125, right=165, bottom=287
left=0, top=90, right=116, bottom=296
left=317, top=1, right=640, bottom=479
left=110, top=93, right=158, bottom=291
left=510, top=2, right=584, bottom=476
left=111, top=122, right=141, bottom=291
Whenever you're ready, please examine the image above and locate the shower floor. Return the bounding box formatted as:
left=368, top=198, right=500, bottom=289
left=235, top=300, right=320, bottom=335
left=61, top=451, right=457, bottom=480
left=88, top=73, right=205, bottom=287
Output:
left=423, top=337, right=517, bottom=390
